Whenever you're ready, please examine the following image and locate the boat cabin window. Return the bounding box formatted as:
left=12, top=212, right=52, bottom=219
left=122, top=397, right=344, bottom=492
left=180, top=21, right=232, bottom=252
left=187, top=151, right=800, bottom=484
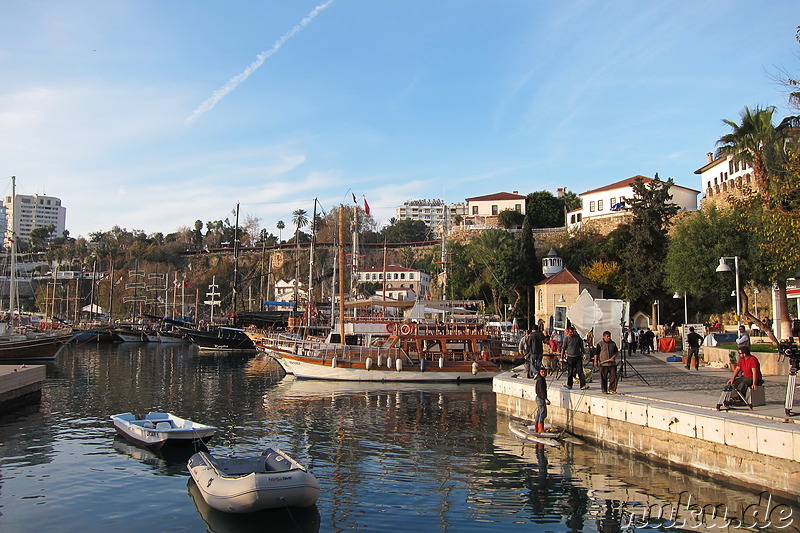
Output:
left=328, top=334, right=364, bottom=346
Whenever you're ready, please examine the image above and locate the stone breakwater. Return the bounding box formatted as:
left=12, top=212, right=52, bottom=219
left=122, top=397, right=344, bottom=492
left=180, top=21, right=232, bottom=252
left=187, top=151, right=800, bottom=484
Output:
left=493, top=353, right=800, bottom=500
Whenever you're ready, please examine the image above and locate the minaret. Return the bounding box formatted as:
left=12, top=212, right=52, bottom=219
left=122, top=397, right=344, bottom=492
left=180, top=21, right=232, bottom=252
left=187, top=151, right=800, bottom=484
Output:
left=542, top=248, right=563, bottom=278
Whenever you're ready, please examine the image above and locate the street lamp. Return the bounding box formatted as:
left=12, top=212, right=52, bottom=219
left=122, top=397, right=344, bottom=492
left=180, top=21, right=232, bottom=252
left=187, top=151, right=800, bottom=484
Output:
left=672, top=292, right=688, bottom=325
left=716, top=256, right=741, bottom=328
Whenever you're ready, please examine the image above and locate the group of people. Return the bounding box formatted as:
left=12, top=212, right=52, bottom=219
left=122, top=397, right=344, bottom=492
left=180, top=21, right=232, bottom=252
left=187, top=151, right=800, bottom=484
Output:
left=621, top=327, right=656, bottom=355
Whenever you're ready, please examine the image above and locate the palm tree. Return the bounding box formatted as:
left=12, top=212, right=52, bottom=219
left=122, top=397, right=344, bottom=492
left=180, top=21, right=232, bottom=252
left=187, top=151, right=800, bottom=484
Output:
left=716, top=105, right=790, bottom=200
left=276, top=220, right=285, bottom=243
left=291, top=210, right=308, bottom=306
left=716, top=106, right=793, bottom=340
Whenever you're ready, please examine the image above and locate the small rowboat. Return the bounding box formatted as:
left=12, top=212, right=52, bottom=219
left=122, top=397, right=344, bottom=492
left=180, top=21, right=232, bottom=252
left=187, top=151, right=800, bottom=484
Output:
left=188, top=448, right=320, bottom=513
left=111, top=412, right=217, bottom=449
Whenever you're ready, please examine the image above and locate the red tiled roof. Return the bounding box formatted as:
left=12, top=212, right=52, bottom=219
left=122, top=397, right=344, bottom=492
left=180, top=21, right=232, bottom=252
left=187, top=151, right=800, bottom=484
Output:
left=535, top=268, right=597, bottom=287
left=465, top=192, right=527, bottom=202
left=580, top=175, right=700, bottom=195
left=360, top=265, right=421, bottom=273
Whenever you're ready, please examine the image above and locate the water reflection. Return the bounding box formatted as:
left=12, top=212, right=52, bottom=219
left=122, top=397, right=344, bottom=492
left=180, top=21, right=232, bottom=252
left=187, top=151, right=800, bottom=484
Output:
left=187, top=478, right=321, bottom=533
left=111, top=437, right=204, bottom=476
left=0, top=343, right=795, bottom=532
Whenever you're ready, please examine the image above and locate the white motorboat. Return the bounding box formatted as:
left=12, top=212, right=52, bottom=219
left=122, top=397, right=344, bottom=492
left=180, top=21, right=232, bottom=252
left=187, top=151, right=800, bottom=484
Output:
left=188, top=448, right=320, bottom=513
left=111, top=412, right=217, bottom=449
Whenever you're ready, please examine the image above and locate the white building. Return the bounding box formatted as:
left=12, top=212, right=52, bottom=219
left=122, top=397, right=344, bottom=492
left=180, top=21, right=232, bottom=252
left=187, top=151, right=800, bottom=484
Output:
left=567, top=176, right=699, bottom=234
left=273, top=279, right=307, bottom=303
left=693, top=152, right=755, bottom=207
left=395, top=199, right=467, bottom=235
left=463, top=191, right=526, bottom=227
left=356, top=265, right=431, bottom=300
left=4, top=193, right=67, bottom=243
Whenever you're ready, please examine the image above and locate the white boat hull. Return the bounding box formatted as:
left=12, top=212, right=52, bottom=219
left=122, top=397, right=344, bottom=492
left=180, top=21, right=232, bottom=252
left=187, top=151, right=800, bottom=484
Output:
left=272, top=352, right=498, bottom=382
left=188, top=449, right=320, bottom=513
left=111, top=412, right=217, bottom=449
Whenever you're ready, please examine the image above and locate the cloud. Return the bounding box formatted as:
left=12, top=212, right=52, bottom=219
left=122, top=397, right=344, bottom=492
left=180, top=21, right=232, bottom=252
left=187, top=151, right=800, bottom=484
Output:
left=186, top=0, right=335, bottom=124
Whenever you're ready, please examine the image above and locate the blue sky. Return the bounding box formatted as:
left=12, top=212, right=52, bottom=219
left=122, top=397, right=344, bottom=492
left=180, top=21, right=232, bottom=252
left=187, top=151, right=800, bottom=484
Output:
left=0, top=1, right=797, bottom=240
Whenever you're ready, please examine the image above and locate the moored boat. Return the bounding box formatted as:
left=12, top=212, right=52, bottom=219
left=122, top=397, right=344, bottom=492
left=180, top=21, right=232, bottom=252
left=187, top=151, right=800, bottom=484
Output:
left=111, top=412, right=217, bottom=449
left=188, top=447, right=320, bottom=513
left=182, top=326, right=255, bottom=351
left=0, top=330, right=74, bottom=361
left=245, top=318, right=501, bottom=382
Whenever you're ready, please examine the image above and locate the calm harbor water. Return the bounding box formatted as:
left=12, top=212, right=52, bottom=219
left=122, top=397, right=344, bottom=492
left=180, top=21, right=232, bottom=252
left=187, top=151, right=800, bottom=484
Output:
left=0, top=342, right=796, bottom=533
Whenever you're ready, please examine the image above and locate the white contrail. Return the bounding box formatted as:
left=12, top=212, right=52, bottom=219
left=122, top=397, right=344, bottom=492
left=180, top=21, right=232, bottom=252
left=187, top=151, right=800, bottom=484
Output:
left=186, top=0, right=334, bottom=124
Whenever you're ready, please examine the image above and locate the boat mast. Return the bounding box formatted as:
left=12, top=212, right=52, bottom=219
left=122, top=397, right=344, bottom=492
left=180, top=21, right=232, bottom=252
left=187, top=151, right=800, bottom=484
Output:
left=306, top=198, right=317, bottom=329
left=8, top=176, right=17, bottom=319
left=338, top=206, right=345, bottom=344
left=232, top=202, right=240, bottom=315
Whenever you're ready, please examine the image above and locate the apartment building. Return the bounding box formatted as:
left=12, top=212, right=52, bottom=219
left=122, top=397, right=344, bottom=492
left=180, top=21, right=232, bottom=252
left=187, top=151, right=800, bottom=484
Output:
left=4, top=193, right=67, bottom=242
left=395, top=199, right=467, bottom=235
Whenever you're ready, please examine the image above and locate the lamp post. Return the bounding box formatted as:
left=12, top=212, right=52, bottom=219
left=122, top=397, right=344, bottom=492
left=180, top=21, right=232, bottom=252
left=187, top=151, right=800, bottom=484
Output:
left=673, top=292, right=688, bottom=325
left=716, top=256, right=741, bottom=329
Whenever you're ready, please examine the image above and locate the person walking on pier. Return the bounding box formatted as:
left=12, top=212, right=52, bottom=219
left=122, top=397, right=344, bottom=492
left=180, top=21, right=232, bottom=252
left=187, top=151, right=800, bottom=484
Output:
left=519, top=330, right=534, bottom=378
left=533, top=366, right=550, bottom=433
left=685, top=326, right=703, bottom=370
left=562, top=327, right=588, bottom=390
left=594, top=330, right=619, bottom=394
left=530, top=324, right=547, bottom=372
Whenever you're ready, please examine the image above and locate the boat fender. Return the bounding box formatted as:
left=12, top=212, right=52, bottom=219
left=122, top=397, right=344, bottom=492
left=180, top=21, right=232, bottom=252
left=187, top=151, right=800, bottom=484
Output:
left=395, top=358, right=403, bottom=372
left=331, top=358, right=337, bottom=368
left=366, top=357, right=373, bottom=371
left=377, top=354, right=384, bottom=367
left=420, top=359, right=426, bottom=372
left=386, top=323, right=395, bottom=333
left=439, top=357, right=445, bottom=369
left=471, top=361, right=478, bottom=375
left=399, top=324, right=412, bottom=335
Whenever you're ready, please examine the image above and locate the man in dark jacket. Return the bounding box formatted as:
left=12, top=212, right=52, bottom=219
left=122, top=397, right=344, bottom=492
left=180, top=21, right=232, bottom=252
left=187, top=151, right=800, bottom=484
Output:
left=561, top=327, right=588, bottom=389
left=686, top=326, right=703, bottom=370
left=594, top=330, right=619, bottom=394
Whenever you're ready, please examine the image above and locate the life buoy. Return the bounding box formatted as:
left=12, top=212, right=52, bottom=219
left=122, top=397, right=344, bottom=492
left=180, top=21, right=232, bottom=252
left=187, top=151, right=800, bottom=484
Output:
left=399, top=324, right=412, bottom=336
left=386, top=323, right=396, bottom=333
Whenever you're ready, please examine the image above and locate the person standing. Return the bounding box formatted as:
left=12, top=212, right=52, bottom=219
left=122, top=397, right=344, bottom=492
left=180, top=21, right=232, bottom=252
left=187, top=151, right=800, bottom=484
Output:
left=594, top=331, right=619, bottom=394
left=533, top=367, right=550, bottom=434
left=518, top=330, right=534, bottom=378
left=530, top=324, right=547, bottom=371
left=642, top=328, right=655, bottom=354
left=626, top=328, right=637, bottom=357
left=685, top=326, right=703, bottom=370
left=561, top=327, right=588, bottom=390
left=736, top=325, right=751, bottom=351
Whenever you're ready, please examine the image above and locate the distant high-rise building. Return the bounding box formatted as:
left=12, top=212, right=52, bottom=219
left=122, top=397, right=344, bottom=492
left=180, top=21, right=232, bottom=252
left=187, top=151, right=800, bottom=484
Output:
left=395, top=199, right=467, bottom=235
left=4, top=193, right=67, bottom=243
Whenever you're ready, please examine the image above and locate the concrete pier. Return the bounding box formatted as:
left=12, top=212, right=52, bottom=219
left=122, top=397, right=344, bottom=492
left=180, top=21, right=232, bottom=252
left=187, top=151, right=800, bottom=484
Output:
left=0, top=364, right=46, bottom=411
left=493, top=352, right=800, bottom=499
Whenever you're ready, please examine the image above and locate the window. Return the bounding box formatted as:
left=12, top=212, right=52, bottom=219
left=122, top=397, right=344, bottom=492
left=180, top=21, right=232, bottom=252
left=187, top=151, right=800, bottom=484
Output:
left=491, top=205, right=498, bottom=215
left=472, top=206, right=478, bottom=215
left=589, top=201, right=596, bottom=212
left=515, top=204, right=521, bottom=212
left=570, top=214, right=576, bottom=224
left=409, top=273, right=414, bottom=280
left=400, top=273, right=405, bottom=280
left=577, top=213, right=582, bottom=222
left=610, top=197, right=616, bottom=207
left=598, top=200, right=603, bottom=211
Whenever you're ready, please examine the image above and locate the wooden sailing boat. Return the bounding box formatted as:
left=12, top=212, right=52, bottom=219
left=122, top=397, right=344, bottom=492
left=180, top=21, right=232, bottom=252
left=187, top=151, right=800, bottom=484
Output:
left=0, top=176, right=74, bottom=360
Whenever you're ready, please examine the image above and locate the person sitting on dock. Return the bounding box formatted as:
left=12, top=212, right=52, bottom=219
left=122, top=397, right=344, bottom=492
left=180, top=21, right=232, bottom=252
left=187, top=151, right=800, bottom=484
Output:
left=533, top=366, right=550, bottom=434
left=728, top=347, right=762, bottom=401
left=562, top=327, right=588, bottom=390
